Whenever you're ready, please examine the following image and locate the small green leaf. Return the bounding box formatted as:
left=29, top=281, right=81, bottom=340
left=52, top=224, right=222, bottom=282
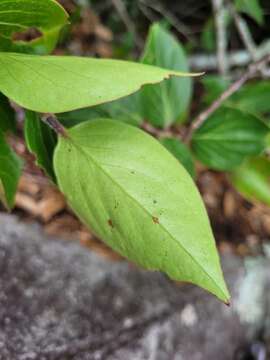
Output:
left=0, top=130, right=23, bottom=209
left=0, top=52, right=197, bottom=113
left=231, top=156, right=270, bottom=205
left=235, top=0, right=264, bottom=25
left=140, top=23, right=192, bottom=128
left=160, top=138, right=195, bottom=178
left=192, top=108, right=269, bottom=171
left=54, top=119, right=230, bottom=302
left=200, top=19, right=216, bottom=52
left=0, top=92, right=16, bottom=133
left=59, top=92, right=143, bottom=128
left=24, top=111, right=56, bottom=180
left=0, top=0, right=68, bottom=53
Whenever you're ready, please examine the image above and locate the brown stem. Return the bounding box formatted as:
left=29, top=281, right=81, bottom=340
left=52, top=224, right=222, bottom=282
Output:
left=184, top=53, right=270, bottom=144
left=228, top=1, right=269, bottom=77
left=229, top=3, right=257, bottom=61
left=41, top=114, right=68, bottom=138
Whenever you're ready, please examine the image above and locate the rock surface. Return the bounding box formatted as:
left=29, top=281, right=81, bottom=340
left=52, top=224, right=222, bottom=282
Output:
left=0, top=214, right=269, bottom=360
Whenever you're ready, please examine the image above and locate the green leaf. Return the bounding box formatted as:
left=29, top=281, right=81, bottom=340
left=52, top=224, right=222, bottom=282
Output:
left=229, top=81, right=270, bottom=115
left=160, top=137, right=195, bottom=178
left=266, top=133, right=270, bottom=149
left=235, top=0, right=264, bottom=25
left=58, top=92, right=143, bottom=128
left=200, top=12, right=231, bottom=53
left=97, top=92, right=143, bottom=126
left=202, top=75, right=230, bottom=105
left=191, top=108, right=269, bottom=171
left=24, top=111, right=56, bottom=180
left=0, top=92, right=16, bottom=133
left=54, top=119, right=230, bottom=302
left=231, top=156, right=270, bottom=205
left=203, top=78, right=270, bottom=117
left=0, top=52, right=196, bottom=113
left=140, top=23, right=192, bottom=128
left=0, top=130, right=23, bottom=209
left=200, top=19, right=216, bottom=52
left=0, top=0, right=68, bottom=53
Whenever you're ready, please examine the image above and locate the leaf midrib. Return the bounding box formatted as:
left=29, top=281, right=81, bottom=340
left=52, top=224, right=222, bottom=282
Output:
left=67, top=136, right=226, bottom=299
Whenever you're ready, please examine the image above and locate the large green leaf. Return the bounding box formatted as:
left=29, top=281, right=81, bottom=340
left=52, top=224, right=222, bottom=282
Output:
left=202, top=77, right=270, bottom=117
left=0, top=130, right=22, bottom=209
left=160, top=137, right=195, bottom=178
left=24, top=111, right=56, bottom=180
left=0, top=52, right=196, bottom=113
left=54, top=119, right=230, bottom=302
left=231, top=156, right=270, bottom=205
left=0, top=92, right=16, bottom=133
left=192, top=108, right=269, bottom=171
left=235, top=0, right=264, bottom=25
left=58, top=92, right=143, bottom=128
left=140, top=23, right=192, bottom=128
left=0, top=0, right=68, bottom=53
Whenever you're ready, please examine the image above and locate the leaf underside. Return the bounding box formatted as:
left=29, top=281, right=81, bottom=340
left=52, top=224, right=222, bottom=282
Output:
left=0, top=52, right=197, bottom=113
left=54, top=119, right=230, bottom=302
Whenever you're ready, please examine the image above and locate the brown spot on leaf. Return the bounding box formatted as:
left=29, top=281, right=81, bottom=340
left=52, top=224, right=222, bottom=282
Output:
left=12, top=27, right=42, bottom=42
left=108, top=219, right=114, bottom=228
left=152, top=216, right=159, bottom=224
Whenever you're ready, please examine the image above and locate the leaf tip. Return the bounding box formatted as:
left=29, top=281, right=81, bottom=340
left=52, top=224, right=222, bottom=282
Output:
left=166, top=71, right=205, bottom=79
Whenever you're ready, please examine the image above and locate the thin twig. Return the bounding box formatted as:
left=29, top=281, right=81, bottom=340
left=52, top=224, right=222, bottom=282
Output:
left=141, top=121, right=180, bottom=139
left=139, top=0, right=196, bottom=43
left=184, top=53, right=270, bottom=143
left=228, top=1, right=270, bottom=77
left=111, top=0, right=143, bottom=48
left=188, top=40, right=270, bottom=70
left=229, top=3, right=257, bottom=60
left=212, top=0, right=229, bottom=76
left=138, top=2, right=158, bottom=24
left=41, top=114, right=68, bottom=138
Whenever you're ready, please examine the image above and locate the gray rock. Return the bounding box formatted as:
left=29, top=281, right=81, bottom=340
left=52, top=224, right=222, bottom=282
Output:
left=0, top=214, right=269, bottom=360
